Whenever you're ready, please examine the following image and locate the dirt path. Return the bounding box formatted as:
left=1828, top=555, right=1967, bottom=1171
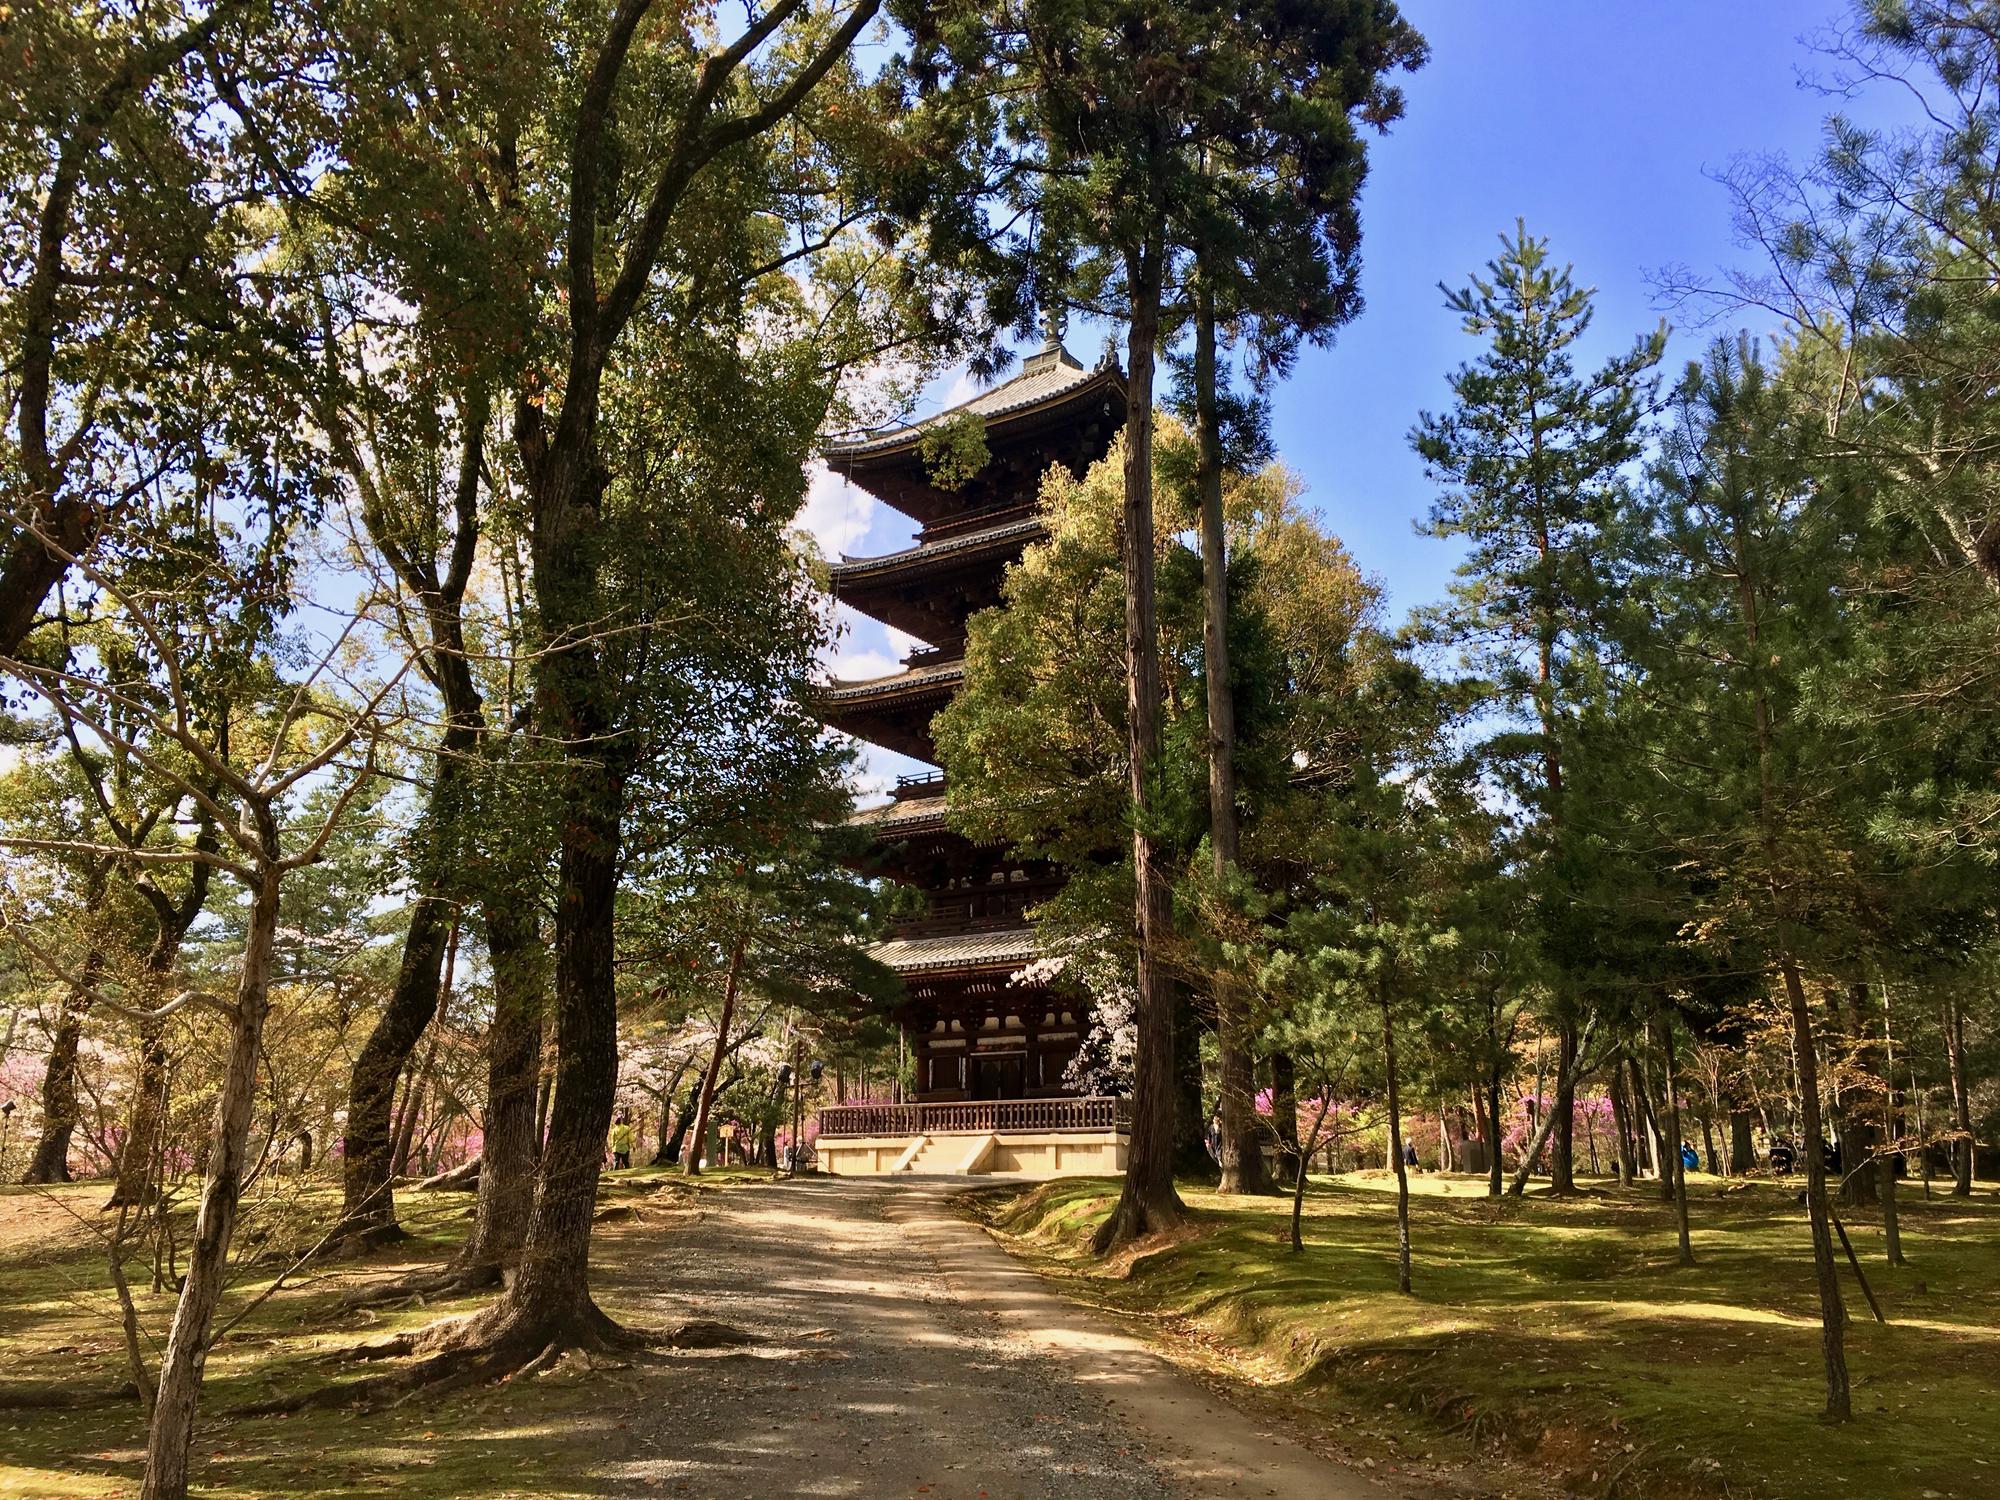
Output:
left=596, top=1177, right=1438, bottom=1500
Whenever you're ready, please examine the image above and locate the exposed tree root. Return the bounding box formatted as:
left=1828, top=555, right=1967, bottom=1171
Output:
left=228, top=1300, right=758, bottom=1416
left=335, top=1256, right=506, bottom=1312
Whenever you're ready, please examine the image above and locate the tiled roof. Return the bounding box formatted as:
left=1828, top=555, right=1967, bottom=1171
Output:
left=849, top=794, right=950, bottom=831
left=827, top=344, right=1105, bottom=458
left=818, top=660, right=964, bottom=702
left=869, top=926, right=1037, bottom=973
left=831, top=516, right=1045, bottom=579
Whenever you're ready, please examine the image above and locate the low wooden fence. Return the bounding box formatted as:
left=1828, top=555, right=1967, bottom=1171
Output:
left=816, top=1097, right=1131, bottom=1138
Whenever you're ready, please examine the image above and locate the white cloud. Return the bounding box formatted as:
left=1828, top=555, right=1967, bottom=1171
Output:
left=939, top=369, right=982, bottom=410
left=793, top=462, right=877, bottom=560
left=828, top=645, right=901, bottom=683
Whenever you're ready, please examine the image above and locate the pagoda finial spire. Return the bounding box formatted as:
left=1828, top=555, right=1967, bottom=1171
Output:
left=1022, top=306, right=1075, bottom=376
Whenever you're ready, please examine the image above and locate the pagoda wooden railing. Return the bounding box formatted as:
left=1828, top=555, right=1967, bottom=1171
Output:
left=817, top=1097, right=1131, bottom=1138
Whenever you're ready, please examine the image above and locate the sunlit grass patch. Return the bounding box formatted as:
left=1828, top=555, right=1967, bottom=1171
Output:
left=973, top=1172, right=2000, bottom=1500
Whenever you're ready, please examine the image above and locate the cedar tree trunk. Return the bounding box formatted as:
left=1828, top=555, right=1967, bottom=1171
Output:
left=1195, top=275, right=1265, bottom=1197
left=1094, top=226, right=1185, bottom=1252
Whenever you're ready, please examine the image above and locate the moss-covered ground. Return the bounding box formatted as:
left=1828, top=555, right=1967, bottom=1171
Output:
left=969, top=1170, right=2000, bottom=1500
left=0, top=1166, right=761, bottom=1500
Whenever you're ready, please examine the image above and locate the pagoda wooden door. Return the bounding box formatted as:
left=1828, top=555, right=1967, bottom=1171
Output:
left=969, top=1051, right=1025, bottom=1101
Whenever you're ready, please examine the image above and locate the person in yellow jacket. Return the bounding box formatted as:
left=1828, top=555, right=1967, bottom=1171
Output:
left=609, top=1112, right=635, bottom=1170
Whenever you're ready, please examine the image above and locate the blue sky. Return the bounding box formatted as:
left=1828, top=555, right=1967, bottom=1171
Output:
left=800, top=1, right=1921, bottom=790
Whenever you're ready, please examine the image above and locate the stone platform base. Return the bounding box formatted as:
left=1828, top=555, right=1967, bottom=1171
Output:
left=818, top=1129, right=1128, bottom=1178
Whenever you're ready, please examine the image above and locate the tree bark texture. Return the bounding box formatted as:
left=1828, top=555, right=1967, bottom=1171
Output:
left=22, top=1002, right=84, bottom=1184
left=1172, top=982, right=1219, bottom=1185
left=1548, top=1018, right=1578, bottom=1193
left=140, top=854, right=280, bottom=1500
left=454, top=898, right=543, bottom=1278
left=336, top=894, right=453, bottom=1245
left=1269, top=1050, right=1302, bottom=1185
left=1095, top=228, right=1185, bottom=1252
left=1485, top=1067, right=1506, bottom=1196
left=1194, top=275, right=1264, bottom=1197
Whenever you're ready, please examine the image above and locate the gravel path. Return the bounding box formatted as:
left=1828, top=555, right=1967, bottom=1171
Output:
left=606, top=1176, right=1173, bottom=1499
left=588, top=1177, right=1431, bottom=1500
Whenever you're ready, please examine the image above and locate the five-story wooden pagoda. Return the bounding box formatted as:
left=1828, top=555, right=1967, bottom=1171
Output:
left=811, top=339, right=1133, bottom=1176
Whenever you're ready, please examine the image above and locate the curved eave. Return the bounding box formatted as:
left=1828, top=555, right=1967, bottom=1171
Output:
left=825, top=366, right=1127, bottom=524
left=829, top=516, right=1045, bottom=586
left=868, top=926, right=1037, bottom=975
left=812, top=662, right=962, bottom=763
left=827, top=517, right=1046, bottom=643
left=816, top=661, right=964, bottom=707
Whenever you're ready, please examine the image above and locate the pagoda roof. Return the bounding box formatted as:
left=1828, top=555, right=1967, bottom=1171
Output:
left=849, top=793, right=950, bottom=835
left=824, top=341, right=1125, bottom=525
left=830, top=343, right=1099, bottom=459
left=827, top=514, right=1046, bottom=642
left=869, top=925, right=1037, bottom=975
left=830, top=514, right=1045, bottom=582
left=813, top=659, right=964, bottom=762
left=818, top=659, right=964, bottom=703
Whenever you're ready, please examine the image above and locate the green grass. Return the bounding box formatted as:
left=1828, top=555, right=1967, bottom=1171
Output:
left=0, top=1172, right=734, bottom=1499
left=970, top=1170, right=2000, bottom=1500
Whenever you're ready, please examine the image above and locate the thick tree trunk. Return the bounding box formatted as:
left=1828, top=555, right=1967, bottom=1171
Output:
left=656, top=1105, right=695, bottom=1167
left=458, top=762, right=622, bottom=1351
left=1172, top=982, right=1220, bottom=1185
left=684, top=939, right=745, bottom=1179
left=22, top=1003, right=84, bottom=1184
left=1484, top=1068, right=1505, bottom=1197
left=1945, top=995, right=1973, bottom=1196
left=1548, top=1017, right=1578, bottom=1194
left=140, top=859, right=280, bottom=1500
left=1194, top=276, right=1265, bottom=1198
left=1382, top=998, right=1412, bottom=1295
left=335, top=895, right=453, bottom=1246
left=1095, top=229, right=1185, bottom=1252
left=454, top=899, right=543, bottom=1278
left=1730, top=1109, right=1755, bottom=1175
